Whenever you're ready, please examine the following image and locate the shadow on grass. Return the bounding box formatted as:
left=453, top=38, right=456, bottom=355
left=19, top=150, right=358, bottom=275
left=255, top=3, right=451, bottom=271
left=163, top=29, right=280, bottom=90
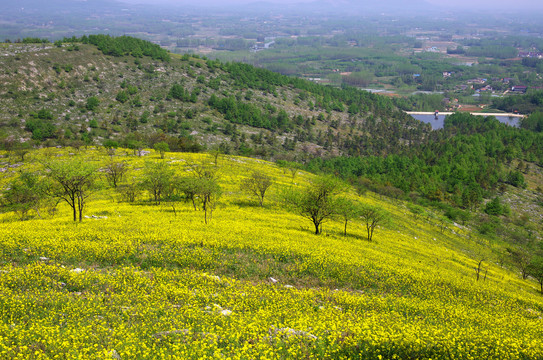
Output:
left=231, top=199, right=269, bottom=209
left=330, top=231, right=369, bottom=242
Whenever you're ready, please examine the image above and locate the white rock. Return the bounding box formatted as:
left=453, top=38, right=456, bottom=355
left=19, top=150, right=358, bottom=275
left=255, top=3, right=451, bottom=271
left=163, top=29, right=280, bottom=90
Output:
left=153, top=329, right=189, bottom=339
left=220, top=309, right=232, bottom=316
left=110, top=349, right=121, bottom=359
left=274, top=327, right=318, bottom=340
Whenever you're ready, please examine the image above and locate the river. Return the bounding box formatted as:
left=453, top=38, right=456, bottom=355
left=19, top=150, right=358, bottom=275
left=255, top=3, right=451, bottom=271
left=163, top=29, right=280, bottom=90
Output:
left=409, top=113, right=521, bottom=130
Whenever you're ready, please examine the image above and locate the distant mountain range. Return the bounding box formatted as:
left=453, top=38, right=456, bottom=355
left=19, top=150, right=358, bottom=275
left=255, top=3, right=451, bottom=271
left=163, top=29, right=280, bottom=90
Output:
left=3, top=0, right=540, bottom=20
left=304, top=0, right=432, bottom=11
left=1, top=0, right=121, bottom=10
left=195, top=0, right=436, bottom=15
left=0, top=0, right=125, bottom=16
left=1, top=0, right=435, bottom=15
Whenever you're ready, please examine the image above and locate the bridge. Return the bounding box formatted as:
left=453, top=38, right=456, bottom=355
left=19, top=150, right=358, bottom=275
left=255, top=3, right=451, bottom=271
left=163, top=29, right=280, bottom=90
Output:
left=406, top=111, right=524, bottom=118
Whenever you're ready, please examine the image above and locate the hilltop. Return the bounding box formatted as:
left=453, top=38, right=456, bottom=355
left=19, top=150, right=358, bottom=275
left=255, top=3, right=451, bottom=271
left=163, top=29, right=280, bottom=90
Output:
left=0, top=147, right=542, bottom=359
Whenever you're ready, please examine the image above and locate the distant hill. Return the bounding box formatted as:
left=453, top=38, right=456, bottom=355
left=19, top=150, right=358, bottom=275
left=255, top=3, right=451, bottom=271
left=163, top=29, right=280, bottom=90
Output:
left=239, top=0, right=436, bottom=15
left=0, top=0, right=124, bottom=14
left=304, top=0, right=433, bottom=11
left=0, top=0, right=436, bottom=18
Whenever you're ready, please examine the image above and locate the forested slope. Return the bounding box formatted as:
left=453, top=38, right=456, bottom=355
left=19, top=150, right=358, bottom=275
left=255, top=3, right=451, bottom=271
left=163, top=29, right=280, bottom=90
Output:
left=0, top=36, right=427, bottom=161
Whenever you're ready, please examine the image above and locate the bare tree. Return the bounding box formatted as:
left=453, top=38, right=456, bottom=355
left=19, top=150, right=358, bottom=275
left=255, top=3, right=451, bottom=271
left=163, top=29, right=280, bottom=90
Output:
left=178, top=177, right=200, bottom=211
left=153, top=142, right=170, bottom=159
left=141, top=161, right=174, bottom=204
left=117, top=180, right=140, bottom=203
left=209, top=148, right=223, bottom=166
left=283, top=175, right=345, bottom=235
left=359, top=205, right=387, bottom=241
left=13, top=142, right=32, bottom=162
left=177, top=163, right=221, bottom=223
left=2, top=171, right=47, bottom=219
left=335, top=197, right=359, bottom=236
left=475, top=259, right=488, bottom=282
left=528, top=256, right=543, bottom=294
left=241, top=172, right=273, bottom=206
left=199, top=178, right=221, bottom=224
left=192, top=162, right=218, bottom=181
left=277, top=160, right=302, bottom=181
left=103, top=160, right=129, bottom=188
left=43, top=159, right=97, bottom=222
left=507, top=247, right=532, bottom=280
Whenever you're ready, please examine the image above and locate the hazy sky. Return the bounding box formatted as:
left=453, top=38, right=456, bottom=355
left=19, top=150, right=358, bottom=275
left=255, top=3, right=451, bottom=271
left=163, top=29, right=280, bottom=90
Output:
left=427, top=0, right=543, bottom=8
left=119, top=0, right=543, bottom=9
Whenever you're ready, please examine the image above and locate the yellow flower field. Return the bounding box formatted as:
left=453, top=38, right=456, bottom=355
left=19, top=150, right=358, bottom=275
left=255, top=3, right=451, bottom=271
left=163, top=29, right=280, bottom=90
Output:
left=0, top=148, right=541, bottom=359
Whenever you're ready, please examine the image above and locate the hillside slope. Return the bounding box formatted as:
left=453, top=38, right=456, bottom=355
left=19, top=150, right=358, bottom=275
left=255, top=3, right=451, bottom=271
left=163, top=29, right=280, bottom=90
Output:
left=0, top=148, right=542, bottom=359
left=0, top=39, right=427, bottom=161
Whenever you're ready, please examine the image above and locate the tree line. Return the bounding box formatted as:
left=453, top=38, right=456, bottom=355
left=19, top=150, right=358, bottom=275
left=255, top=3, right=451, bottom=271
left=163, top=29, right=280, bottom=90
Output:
left=2, top=152, right=386, bottom=241
left=493, top=90, right=543, bottom=115
left=58, top=35, right=171, bottom=61
left=307, top=113, right=542, bottom=209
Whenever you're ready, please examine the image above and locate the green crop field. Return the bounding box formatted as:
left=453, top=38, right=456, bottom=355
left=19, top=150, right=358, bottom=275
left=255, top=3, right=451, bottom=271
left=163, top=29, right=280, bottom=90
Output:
left=0, top=147, right=541, bottom=359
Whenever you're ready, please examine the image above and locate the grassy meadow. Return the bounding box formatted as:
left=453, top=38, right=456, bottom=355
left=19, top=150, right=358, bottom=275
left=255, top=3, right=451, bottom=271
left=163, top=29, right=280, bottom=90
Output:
left=0, top=147, right=542, bottom=359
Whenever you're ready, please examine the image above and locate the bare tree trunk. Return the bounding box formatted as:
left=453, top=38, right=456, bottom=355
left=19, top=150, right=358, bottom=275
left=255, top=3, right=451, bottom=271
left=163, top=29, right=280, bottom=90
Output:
left=78, top=198, right=84, bottom=222
left=192, top=198, right=197, bottom=211
left=203, top=195, right=209, bottom=224
left=366, top=223, right=375, bottom=241
left=475, top=260, right=484, bottom=281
